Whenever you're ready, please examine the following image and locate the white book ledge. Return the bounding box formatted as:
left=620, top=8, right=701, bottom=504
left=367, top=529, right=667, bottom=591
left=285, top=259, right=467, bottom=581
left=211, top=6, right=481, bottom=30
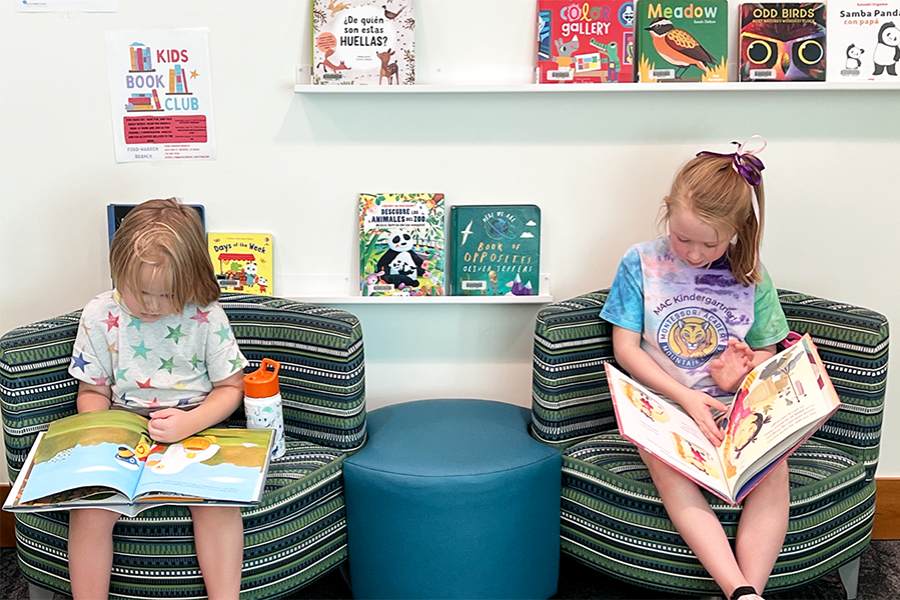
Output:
left=294, top=82, right=900, bottom=94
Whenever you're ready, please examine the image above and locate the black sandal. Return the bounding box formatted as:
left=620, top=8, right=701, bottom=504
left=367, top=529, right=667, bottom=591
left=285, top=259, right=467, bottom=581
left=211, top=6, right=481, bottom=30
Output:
left=731, top=586, right=759, bottom=600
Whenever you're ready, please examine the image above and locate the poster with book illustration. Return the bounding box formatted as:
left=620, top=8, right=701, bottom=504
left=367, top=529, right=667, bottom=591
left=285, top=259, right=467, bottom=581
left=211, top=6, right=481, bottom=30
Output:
left=106, top=29, right=216, bottom=162
left=448, top=205, right=541, bottom=296
left=536, top=0, right=636, bottom=83
left=207, top=233, right=273, bottom=296
left=740, top=3, right=827, bottom=81
left=827, top=0, right=900, bottom=81
left=607, top=335, right=840, bottom=505
left=4, top=411, right=273, bottom=517
left=636, top=0, right=728, bottom=82
left=312, top=0, right=415, bottom=85
left=359, top=193, right=445, bottom=296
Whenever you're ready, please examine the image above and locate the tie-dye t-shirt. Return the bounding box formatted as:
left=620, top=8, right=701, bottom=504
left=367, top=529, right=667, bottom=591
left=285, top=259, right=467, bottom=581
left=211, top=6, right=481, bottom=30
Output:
left=68, top=290, right=248, bottom=412
left=601, top=238, right=789, bottom=397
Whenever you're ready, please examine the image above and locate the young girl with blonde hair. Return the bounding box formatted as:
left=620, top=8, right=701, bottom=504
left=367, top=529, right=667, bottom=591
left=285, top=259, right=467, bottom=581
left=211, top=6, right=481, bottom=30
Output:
left=601, top=137, right=790, bottom=600
left=67, top=198, right=246, bottom=599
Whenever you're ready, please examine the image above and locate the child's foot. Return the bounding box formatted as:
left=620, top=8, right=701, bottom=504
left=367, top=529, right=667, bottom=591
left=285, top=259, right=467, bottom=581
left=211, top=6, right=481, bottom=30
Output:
left=730, top=585, right=764, bottom=600
left=710, top=338, right=754, bottom=392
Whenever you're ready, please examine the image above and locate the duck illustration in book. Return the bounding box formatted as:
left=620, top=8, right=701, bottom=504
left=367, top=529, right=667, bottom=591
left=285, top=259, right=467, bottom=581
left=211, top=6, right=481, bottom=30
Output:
left=672, top=432, right=720, bottom=477
left=144, top=435, right=221, bottom=475
left=624, top=381, right=670, bottom=422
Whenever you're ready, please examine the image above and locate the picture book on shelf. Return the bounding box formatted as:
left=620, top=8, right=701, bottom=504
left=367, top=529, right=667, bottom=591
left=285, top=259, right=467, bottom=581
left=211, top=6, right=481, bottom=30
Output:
left=359, top=193, right=445, bottom=296
left=827, top=0, right=900, bottom=81
left=536, top=0, right=636, bottom=83
left=311, top=0, right=416, bottom=85
left=606, top=334, right=840, bottom=505
left=739, top=3, right=827, bottom=81
left=207, top=233, right=274, bottom=296
left=107, top=203, right=205, bottom=246
left=448, top=205, right=541, bottom=296
left=636, top=0, right=728, bottom=82
left=3, top=411, right=274, bottom=517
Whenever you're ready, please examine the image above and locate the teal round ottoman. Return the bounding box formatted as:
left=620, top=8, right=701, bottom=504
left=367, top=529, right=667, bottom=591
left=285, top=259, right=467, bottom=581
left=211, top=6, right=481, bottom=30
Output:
left=343, top=399, right=561, bottom=599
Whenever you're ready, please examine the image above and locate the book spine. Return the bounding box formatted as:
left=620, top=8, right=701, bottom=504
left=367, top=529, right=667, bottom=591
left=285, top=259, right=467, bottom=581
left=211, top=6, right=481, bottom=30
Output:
left=448, top=207, right=457, bottom=296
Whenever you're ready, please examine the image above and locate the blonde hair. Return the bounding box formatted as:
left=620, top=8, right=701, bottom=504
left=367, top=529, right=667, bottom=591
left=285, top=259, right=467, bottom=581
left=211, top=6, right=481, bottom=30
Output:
left=110, top=198, right=219, bottom=312
left=662, top=154, right=766, bottom=286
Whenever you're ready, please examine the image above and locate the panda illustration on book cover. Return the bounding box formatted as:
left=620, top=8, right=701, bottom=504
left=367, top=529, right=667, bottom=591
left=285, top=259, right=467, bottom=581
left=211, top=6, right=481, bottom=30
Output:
left=359, top=193, right=445, bottom=296
left=826, top=0, right=900, bottom=81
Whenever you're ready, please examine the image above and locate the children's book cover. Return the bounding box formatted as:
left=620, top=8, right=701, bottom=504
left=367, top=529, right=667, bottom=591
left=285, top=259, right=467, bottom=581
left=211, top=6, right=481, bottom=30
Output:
left=207, top=233, right=274, bottom=296
left=448, top=205, right=541, bottom=296
left=739, top=3, right=827, bottom=81
left=827, top=0, right=900, bottom=81
left=107, top=203, right=205, bottom=246
left=636, top=0, right=728, bottom=82
left=3, top=411, right=273, bottom=517
left=536, top=0, right=636, bottom=83
left=312, top=0, right=415, bottom=85
left=359, top=193, right=445, bottom=296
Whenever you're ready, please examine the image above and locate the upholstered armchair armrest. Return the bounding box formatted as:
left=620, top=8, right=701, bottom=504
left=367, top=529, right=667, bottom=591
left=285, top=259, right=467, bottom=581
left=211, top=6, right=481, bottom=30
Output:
left=778, top=290, right=889, bottom=481
left=1, top=312, right=81, bottom=480
left=531, top=290, right=618, bottom=448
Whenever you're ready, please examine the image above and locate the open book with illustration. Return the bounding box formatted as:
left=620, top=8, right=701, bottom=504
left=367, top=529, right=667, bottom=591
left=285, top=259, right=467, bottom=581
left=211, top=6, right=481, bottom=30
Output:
left=607, top=334, right=840, bottom=505
left=3, top=411, right=273, bottom=517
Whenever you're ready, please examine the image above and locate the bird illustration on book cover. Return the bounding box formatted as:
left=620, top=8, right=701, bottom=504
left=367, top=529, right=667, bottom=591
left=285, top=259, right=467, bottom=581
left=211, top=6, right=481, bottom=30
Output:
left=312, top=0, right=416, bottom=85
left=637, top=0, right=728, bottom=82
left=740, top=3, right=827, bottom=81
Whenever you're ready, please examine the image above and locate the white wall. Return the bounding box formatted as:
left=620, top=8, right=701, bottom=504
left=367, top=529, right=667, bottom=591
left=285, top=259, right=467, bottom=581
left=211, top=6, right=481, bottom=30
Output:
left=2, top=1, right=898, bottom=482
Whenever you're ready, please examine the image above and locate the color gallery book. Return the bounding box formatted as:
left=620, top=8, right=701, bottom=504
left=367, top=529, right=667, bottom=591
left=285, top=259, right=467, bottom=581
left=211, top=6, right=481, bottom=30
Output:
left=607, top=335, right=840, bottom=505
left=4, top=411, right=273, bottom=517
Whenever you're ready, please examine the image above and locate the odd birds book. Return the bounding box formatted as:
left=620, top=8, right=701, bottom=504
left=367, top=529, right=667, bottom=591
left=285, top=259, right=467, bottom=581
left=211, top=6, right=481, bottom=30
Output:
left=739, top=3, right=827, bottom=81
left=448, top=205, right=541, bottom=296
left=536, top=0, right=636, bottom=83
left=359, top=193, right=445, bottom=296
left=312, top=0, right=416, bottom=85
left=207, top=233, right=274, bottom=296
left=636, top=0, right=728, bottom=82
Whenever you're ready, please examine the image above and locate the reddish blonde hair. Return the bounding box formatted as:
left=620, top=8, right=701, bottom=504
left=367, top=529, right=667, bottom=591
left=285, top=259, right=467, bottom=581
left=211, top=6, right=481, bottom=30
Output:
left=110, top=198, right=219, bottom=312
left=662, top=154, right=766, bottom=286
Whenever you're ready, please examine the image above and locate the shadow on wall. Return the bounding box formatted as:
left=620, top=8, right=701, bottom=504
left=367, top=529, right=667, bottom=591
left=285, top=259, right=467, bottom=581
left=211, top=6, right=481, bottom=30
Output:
left=278, top=91, right=900, bottom=145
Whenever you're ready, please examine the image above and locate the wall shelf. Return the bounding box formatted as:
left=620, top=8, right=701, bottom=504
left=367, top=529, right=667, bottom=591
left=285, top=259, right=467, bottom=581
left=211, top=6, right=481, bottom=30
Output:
left=286, top=295, right=554, bottom=305
left=294, top=82, right=900, bottom=94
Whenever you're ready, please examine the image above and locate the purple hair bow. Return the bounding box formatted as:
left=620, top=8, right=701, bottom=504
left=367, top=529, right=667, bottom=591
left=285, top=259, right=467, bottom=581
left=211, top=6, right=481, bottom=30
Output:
left=697, top=135, right=767, bottom=187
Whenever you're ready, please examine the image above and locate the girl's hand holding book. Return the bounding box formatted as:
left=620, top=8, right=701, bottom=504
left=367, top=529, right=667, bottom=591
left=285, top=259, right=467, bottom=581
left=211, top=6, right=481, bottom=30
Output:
left=148, top=408, right=196, bottom=443
left=677, top=390, right=728, bottom=446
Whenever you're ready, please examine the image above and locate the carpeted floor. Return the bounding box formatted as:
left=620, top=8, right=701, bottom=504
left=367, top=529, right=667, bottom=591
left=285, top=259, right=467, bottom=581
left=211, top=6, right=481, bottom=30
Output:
left=2, top=542, right=898, bottom=599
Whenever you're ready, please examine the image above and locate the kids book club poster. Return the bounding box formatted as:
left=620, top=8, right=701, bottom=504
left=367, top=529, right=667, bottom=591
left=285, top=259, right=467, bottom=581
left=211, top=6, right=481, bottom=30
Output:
left=106, top=29, right=216, bottom=162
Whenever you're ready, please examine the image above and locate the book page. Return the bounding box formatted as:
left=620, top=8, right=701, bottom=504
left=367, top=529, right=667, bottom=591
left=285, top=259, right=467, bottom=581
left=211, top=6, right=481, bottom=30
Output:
left=606, top=364, right=728, bottom=497
left=133, top=427, right=273, bottom=503
left=18, top=411, right=150, bottom=504
left=719, top=336, right=840, bottom=491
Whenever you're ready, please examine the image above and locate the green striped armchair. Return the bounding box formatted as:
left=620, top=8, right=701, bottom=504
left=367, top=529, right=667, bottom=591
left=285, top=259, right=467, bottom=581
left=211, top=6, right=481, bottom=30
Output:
left=1, top=295, right=366, bottom=600
left=531, top=290, right=889, bottom=598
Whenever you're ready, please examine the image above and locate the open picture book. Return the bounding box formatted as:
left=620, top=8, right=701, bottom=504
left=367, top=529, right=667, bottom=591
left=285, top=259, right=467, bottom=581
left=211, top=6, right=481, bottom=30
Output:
left=607, top=334, right=840, bottom=505
left=3, top=410, right=274, bottom=517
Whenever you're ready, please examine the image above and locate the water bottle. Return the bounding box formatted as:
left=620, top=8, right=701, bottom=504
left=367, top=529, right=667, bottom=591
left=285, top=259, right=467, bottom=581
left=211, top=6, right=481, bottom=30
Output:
left=243, top=358, right=286, bottom=459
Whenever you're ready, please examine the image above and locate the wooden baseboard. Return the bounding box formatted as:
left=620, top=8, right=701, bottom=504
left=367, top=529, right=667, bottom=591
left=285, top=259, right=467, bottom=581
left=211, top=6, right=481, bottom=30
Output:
left=0, top=478, right=897, bottom=548
left=873, top=477, right=900, bottom=540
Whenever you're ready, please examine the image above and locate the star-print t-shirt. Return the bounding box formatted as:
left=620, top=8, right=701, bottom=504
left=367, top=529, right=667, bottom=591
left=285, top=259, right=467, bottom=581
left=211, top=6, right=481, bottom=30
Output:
left=600, top=238, right=789, bottom=398
left=68, top=290, right=248, bottom=412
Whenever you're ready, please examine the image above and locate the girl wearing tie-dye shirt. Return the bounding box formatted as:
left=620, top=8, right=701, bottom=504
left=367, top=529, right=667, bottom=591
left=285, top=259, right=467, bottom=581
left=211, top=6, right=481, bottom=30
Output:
left=66, top=198, right=246, bottom=600
left=601, top=140, right=789, bottom=600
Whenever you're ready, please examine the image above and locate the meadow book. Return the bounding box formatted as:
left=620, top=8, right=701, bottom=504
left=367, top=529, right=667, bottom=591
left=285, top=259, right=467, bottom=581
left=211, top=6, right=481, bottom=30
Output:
left=359, top=193, right=445, bottom=296
left=448, top=204, right=541, bottom=296
left=311, top=0, right=416, bottom=85
left=536, top=0, right=636, bottom=83
left=3, top=411, right=274, bottom=517
left=607, top=335, right=840, bottom=505
left=636, top=0, right=728, bottom=82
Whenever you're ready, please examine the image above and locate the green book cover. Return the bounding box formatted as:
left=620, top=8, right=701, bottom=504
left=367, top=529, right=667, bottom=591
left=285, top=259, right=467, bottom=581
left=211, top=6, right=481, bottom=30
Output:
left=448, top=205, right=541, bottom=296
left=637, top=0, right=728, bottom=82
